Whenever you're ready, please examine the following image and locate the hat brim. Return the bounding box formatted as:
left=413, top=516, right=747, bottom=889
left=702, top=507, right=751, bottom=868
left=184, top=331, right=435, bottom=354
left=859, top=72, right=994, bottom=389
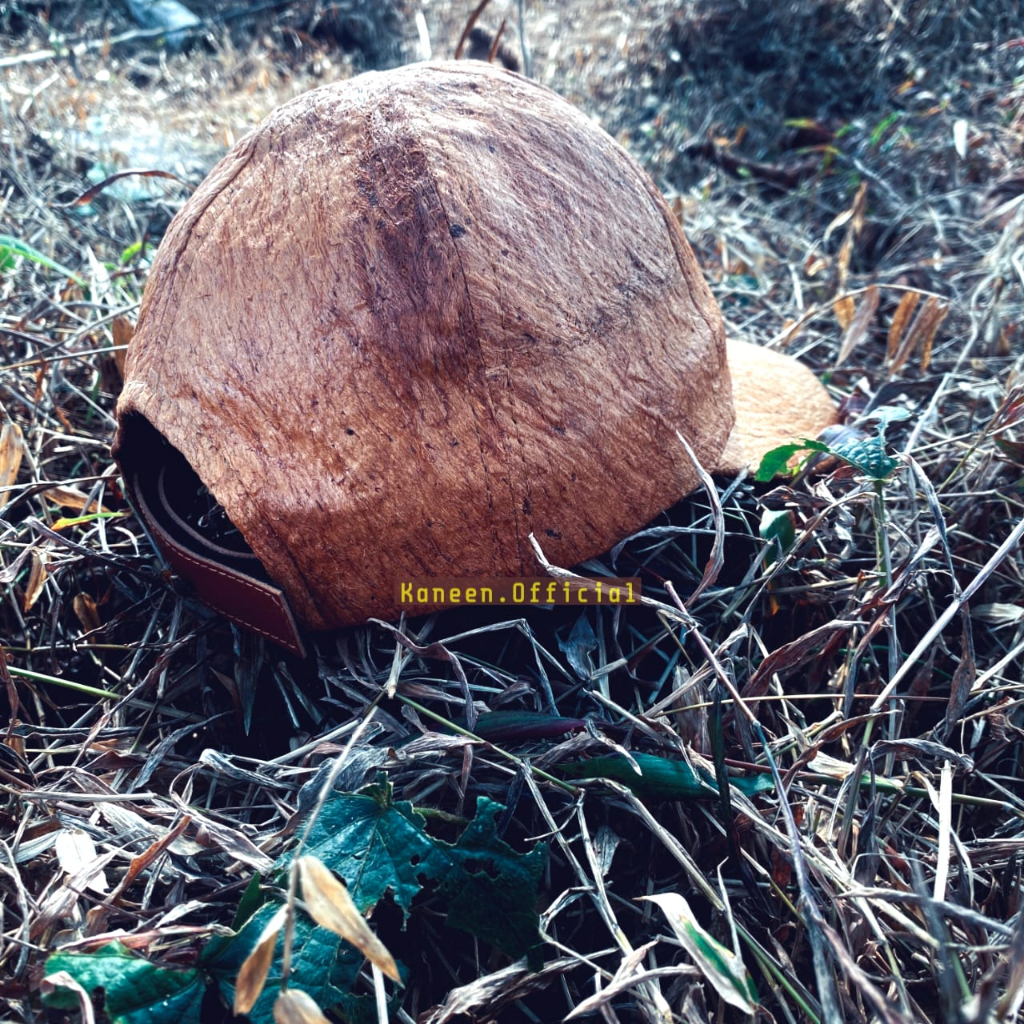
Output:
left=715, top=338, right=837, bottom=475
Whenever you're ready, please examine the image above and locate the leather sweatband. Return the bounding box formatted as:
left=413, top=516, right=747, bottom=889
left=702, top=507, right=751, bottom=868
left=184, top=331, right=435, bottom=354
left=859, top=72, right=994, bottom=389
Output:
left=129, top=466, right=307, bottom=657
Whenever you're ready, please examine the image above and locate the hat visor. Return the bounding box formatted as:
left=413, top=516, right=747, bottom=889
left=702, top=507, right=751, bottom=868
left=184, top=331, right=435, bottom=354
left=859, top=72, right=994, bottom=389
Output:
left=714, top=338, right=837, bottom=475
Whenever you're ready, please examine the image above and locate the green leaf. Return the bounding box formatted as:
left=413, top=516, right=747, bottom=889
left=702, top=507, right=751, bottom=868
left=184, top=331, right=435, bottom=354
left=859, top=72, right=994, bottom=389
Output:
left=754, top=440, right=829, bottom=481
left=0, top=234, right=85, bottom=285
left=759, top=509, right=796, bottom=556
left=120, top=240, right=143, bottom=264
left=290, top=782, right=546, bottom=963
left=825, top=433, right=897, bottom=479
left=759, top=407, right=910, bottom=483
left=828, top=407, right=910, bottom=480
left=42, top=942, right=204, bottom=1024
left=560, top=752, right=773, bottom=801
left=642, top=893, right=758, bottom=1012
left=452, top=710, right=587, bottom=742
left=870, top=111, right=902, bottom=147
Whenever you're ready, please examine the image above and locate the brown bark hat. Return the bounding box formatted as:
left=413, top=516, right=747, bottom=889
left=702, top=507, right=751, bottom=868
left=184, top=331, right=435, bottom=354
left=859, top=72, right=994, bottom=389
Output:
left=112, top=61, right=836, bottom=656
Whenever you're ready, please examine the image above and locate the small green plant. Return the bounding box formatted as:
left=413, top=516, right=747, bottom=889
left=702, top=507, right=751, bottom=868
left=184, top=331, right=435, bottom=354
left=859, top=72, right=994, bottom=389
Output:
left=757, top=407, right=909, bottom=581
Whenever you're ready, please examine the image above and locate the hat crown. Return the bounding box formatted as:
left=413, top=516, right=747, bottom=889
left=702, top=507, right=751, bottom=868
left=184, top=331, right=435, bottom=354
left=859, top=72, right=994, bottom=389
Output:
left=114, top=61, right=732, bottom=629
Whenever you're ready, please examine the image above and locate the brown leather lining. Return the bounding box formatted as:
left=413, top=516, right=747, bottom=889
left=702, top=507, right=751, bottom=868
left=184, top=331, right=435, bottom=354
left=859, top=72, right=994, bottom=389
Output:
left=129, top=464, right=307, bottom=657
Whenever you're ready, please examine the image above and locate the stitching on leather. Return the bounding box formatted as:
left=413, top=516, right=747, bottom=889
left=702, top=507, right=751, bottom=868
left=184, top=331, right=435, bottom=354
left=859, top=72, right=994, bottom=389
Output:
left=168, top=547, right=296, bottom=646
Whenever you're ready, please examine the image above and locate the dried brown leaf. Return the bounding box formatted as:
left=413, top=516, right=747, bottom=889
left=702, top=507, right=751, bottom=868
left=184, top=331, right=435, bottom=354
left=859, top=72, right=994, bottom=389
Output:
left=743, top=621, right=854, bottom=699
left=918, top=309, right=944, bottom=373
left=298, top=855, right=400, bottom=982
left=837, top=284, right=879, bottom=366
left=943, top=617, right=976, bottom=740
left=833, top=294, right=856, bottom=331
left=0, top=422, right=24, bottom=489
left=23, top=549, right=48, bottom=612
left=894, top=296, right=948, bottom=376
left=834, top=181, right=868, bottom=289
left=273, top=988, right=331, bottom=1024
left=40, top=971, right=96, bottom=1024
left=112, top=316, right=133, bottom=378
left=887, top=290, right=921, bottom=362
left=73, top=593, right=102, bottom=635
left=0, top=644, right=18, bottom=736
left=42, top=485, right=102, bottom=513
left=234, top=904, right=287, bottom=1015
left=55, top=828, right=108, bottom=894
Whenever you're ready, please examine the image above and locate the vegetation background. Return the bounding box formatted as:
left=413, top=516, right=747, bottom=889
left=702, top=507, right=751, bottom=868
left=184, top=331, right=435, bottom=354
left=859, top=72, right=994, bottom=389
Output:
left=3, top=0, right=1024, bottom=1021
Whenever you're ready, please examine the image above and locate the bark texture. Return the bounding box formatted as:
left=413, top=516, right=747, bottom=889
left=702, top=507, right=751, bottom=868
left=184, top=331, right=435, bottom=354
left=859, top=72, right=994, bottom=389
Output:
left=114, top=61, right=734, bottom=629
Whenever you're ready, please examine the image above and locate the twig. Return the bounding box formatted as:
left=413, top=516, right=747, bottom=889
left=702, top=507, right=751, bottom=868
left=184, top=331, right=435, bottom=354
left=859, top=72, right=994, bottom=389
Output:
left=454, top=0, right=491, bottom=60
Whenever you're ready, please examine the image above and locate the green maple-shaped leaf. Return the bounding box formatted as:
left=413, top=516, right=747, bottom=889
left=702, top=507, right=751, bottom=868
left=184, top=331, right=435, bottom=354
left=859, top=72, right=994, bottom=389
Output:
left=288, top=780, right=546, bottom=963
left=205, top=903, right=370, bottom=1024
left=42, top=942, right=205, bottom=1024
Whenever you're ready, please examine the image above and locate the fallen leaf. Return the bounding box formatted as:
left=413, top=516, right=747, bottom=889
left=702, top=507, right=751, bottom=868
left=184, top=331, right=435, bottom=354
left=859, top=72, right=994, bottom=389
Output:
left=42, top=486, right=103, bottom=513
left=55, top=829, right=108, bottom=894
left=833, top=294, right=856, bottom=331
left=0, top=421, right=24, bottom=489
left=837, top=284, right=879, bottom=366
left=23, top=549, right=48, bottom=612
left=898, top=296, right=948, bottom=374
left=73, top=594, right=102, bottom=636
left=887, top=290, right=921, bottom=365
left=273, top=988, right=331, bottom=1024
left=234, top=904, right=287, bottom=1015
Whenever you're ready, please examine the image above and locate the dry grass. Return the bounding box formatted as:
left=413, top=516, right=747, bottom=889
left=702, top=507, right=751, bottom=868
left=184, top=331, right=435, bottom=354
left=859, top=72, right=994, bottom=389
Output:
left=4, top=0, right=1024, bottom=1021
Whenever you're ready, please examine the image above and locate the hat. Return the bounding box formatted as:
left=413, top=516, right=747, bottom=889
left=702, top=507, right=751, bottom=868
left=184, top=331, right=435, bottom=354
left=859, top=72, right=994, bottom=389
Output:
left=113, top=61, right=836, bottom=656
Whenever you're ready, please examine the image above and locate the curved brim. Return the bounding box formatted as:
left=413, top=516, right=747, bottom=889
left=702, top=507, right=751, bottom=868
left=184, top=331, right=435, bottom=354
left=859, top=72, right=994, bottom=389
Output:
left=715, top=338, right=837, bottom=475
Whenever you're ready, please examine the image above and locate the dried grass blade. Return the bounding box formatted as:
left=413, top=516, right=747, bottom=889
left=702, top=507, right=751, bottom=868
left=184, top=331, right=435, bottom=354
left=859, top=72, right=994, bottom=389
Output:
left=819, top=920, right=907, bottom=1024
left=110, top=815, right=192, bottom=899
left=40, top=972, right=96, bottom=1024
left=874, top=515, right=1024, bottom=710
left=0, top=644, right=18, bottom=735
left=942, top=617, right=975, bottom=741
left=565, top=958, right=692, bottom=1019
left=837, top=283, right=879, bottom=366
left=994, top=913, right=1024, bottom=1018
left=743, top=620, right=856, bottom=699
left=297, top=855, right=400, bottom=982
left=934, top=760, right=953, bottom=904
left=675, top=432, right=724, bottom=606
